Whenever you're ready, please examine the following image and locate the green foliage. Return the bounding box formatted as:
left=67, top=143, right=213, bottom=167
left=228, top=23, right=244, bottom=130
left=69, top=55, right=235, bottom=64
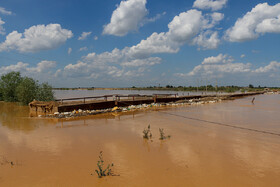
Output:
left=0, top=71, right=54, bottom=105
left=143, top=125, right=152, bottom=139
left=16, top=77, right=39, bottom=105
left=159, top=128, right=171, bottom=140
left=0, top=72, right=22, bottom=102
left=37, top=82, right=55, bottom=101
left=95, top=151, right=114, bottom=178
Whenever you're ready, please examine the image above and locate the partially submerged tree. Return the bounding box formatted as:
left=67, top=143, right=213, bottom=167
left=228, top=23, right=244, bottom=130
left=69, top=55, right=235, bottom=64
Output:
left=0, top=72, right=22, bottom=102
left=16, top=77, right=39, bottom=105
left=0, top=71, right=55, bottom=105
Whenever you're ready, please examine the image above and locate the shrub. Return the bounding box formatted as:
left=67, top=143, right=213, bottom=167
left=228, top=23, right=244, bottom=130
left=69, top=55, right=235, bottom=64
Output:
left=0, top=72, right=22, bottom=102
left=159, top=128, right=171, bottom=140
left=95, top=151, right=114, bottom=178
left=0, top=71, right=54, bottom=105
left=36, top=82, right=55, bottom=101
left=16, top=77, right=39, bottom=105
left=143, top=125, right=152, bottom=139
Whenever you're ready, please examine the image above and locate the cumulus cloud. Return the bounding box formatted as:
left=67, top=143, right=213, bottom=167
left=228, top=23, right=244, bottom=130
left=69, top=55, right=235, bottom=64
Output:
left=103, top=0, right=148, bottom=36
left=175, top=54, right=280, bottom=79
left=59, top=8, right=224, bottom=81
left=120, top=57, right=161, bottom=67
left=0, top=61, right=56, bottom=76
left=27, top=61, right=56, bottom=73
left=193, top=0, right=228, bottom=11
left=0, top=7, right=12, bottom=15
left=94, top=36, right=98, bottom=40
left=0, top=24, right=73, bottom=53
left=225, top=3, right=280, bottom=42
left=0, top=17, right=5, bottom=35
left=128, top=9, right=223, bottom=57
left=78, top=31, right=92, bottom=40
left=142, top=12, right=166, bottom=25
left=186, top=54, right=249, bottom=77
left=202, top=53, right=233, bottom=64
left=256, top=15, right=280, bottom=33
left=192, top=31, right=220, bottom=50
left=253, top=61, right=280, bottom=73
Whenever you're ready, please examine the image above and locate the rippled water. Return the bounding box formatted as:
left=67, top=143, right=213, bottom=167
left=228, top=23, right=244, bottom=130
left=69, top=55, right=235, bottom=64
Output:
left=0, top=94, right=280, bottom=186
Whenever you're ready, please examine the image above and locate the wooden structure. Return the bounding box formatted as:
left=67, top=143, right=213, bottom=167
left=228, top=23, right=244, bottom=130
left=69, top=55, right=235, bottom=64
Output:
left=29, top=92, right=264, bottom=114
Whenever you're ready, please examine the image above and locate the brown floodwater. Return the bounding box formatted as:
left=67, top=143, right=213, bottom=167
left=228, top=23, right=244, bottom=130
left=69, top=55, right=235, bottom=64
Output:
left=0, top=94, right=280, bottom=186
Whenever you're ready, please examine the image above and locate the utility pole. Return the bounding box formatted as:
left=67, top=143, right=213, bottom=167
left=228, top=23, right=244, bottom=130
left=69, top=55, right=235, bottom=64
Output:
left=205, top=79, right=208, bottom=95
left=196, top=79, right=199, bottom=93
left=216, top=78, right=218, bottom=96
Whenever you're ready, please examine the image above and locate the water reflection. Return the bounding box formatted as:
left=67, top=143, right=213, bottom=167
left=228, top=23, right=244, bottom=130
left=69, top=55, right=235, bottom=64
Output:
left=0, top=94, right=280, bottom=186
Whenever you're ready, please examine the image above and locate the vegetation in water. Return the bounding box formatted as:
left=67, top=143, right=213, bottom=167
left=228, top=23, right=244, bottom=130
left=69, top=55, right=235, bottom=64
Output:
left=143, top=125, right=152, bottom=139
left=0, top=71, right=54, bottom=105
left=95, top=151, right=114, bottom=178
left=159, top=128, right=171, bottom=140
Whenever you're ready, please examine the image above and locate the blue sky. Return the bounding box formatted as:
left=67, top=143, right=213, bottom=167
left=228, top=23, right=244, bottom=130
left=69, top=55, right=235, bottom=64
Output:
left=0, top=0, right=280, bottom=87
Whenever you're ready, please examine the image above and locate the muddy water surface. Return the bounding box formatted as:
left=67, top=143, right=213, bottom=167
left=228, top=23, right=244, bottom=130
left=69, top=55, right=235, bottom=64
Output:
left=0, top=94, right=280, bottom=186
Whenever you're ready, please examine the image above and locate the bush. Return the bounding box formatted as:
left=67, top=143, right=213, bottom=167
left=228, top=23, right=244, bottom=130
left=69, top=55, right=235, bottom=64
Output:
left=37, top=83, right=55, bottom=101
left=0, top=71, right=55, bottom=105
left=16, top=77, right=38, bottom=105
left=0, top=72, right=22, bottom=102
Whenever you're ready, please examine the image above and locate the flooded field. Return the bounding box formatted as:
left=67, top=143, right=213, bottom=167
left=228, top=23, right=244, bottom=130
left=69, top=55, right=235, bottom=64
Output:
left=0, top=94, right=280, bottom=186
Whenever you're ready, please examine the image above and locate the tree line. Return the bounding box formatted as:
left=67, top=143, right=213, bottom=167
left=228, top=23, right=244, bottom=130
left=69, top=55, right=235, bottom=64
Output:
left=0, top=72, right=54, bottom=105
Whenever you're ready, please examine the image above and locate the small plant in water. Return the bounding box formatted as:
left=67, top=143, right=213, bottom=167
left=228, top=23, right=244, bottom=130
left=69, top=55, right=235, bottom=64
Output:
left=159, top=128, right=171, bottom=140
left=143, top=125, right=152, bottom=139
left=95, top=151, right=114, bottom=178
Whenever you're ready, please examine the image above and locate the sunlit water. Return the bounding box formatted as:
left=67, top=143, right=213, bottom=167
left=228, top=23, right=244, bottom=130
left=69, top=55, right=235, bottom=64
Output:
left=0, top=93, right=280, bottom=186
left=54, top=89, right=225, bottom=99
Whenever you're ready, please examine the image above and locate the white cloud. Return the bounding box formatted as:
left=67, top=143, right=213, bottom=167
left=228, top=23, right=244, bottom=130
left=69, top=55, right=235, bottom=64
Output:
left=79, top=47, right=88, bottom=51
left=193, top=0, right=228, bottom=11
left=253, top=61, right=280, bottom=73
left=168, top=9, right=205, bottom=43
left=27, top=61, right=56, bottom=73
left=103, top=0, right=148, bottom=36
left=202, top=53, right=233, bottom=64
left=192, top=31, right=220, bottom=50
left=0, top=24, right=73, bottom=53
left=142, top=12, right=166, bottom=25
left=59, top=8, right=224, bottom=81
left=176, top=54, right=280, bottom=79
left=0, top=61, right=56, bottom=76
left=68, top=47, right=72, bottom=55
left=120, top=57, right=161, bottom=67
left=186, top=62, right=251, bottom=77
left=256, top=15, right=280, bottom=33
left=241, top=54, right=245, bottom=58
left=128, top=9, right=222, bottom=57
left=0, top=62, right=28, bottom=74
left=94, top=36, right=98, bottom=40
left=0, top=7, right=12, bottom=15
left=0, top=17, right=5, bottom=35
left=225, top=3, right=280, bottom=42
left=78, top=31, right=92, bottom=40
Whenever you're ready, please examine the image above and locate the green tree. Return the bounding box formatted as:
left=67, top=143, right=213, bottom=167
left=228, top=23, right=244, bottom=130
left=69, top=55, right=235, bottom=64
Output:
left=0, top=72, right=22, bottom=102
left=0, top=72, right=55, bottom=105
left=36, top=82, right=54, bottom=101
left=16, top=77, right=39, bottom=105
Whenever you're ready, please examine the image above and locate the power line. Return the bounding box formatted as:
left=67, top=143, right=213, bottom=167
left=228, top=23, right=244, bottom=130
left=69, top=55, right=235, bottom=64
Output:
left=159, top=111, right=280, bottom=137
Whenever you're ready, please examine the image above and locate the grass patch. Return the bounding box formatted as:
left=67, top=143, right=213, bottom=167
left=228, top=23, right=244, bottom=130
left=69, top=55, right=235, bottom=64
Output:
left=143, top=125, right=152, bottom=139
left=95, top=151, right=114, bottom=178
left=159, top=128, right=171, bottom=140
